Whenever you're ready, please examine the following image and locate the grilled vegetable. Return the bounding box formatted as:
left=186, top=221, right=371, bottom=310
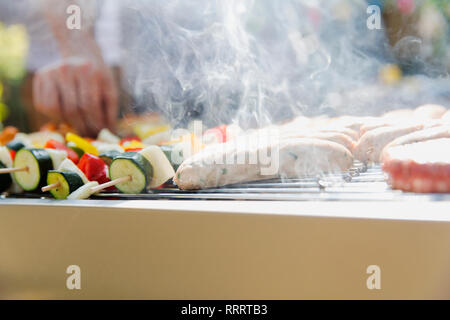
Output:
left=46, top=171, right=84, bottom=199
left=0, top=126, right=19, bottom=146
left=109, top=152, right=153, bottom=194
left=92, top=141, right=124, bottom=155
left=0, top=146, right=21, bottom=193
left=140, top=146, right=175, bottom=188
left=160, top=145, right=184, bottom=171
left=99, top=150, right=121, bottom=166
left=46, top=149, right=68, bottom=170
left=66, top=133, right=98, bottom=156
left=0, top=161, right=12, bottom=193
left=69, top=146, right=84, bottom=159
left=97, top=128, right=120, bottom=144
left=13, top=148, right=53, bottom=191
left=58, top=158, right=89, bottom=184
left=78, top=153, right=110, bottom=185
left=44, top=139, right=79, bottom=164
left=67, top=181, right=99, bottom=200
left=6, top=140, right=25, bottom=152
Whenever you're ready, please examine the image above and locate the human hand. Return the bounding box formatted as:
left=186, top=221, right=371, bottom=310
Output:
left=33, top=58, right=118, bottom=137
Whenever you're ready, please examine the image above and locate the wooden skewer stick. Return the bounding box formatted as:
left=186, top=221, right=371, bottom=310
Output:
left=90, top=175, right=132, bottom=193
left=41, top=183, right=61, bottom=192
left=0, top=167, right=28, bottom=174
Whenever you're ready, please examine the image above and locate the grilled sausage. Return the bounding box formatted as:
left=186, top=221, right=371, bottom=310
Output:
left=380, top=126, right=450, bottom=163
left=174, top=138, right=353, bottom=190
left=280, top=130, right=356, bottom=152
left=413, top=104, right=447, bottom=120
left=355, top=123, right=426, bottom=163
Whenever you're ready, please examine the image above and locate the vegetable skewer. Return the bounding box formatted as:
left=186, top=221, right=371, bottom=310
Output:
left=41, top=182, right=60, bottom=192
left=0, top=167, right=28, bottom=174
left=90, top=176, right=132, bottom=194
left=91, top=145, right=176, bottom=194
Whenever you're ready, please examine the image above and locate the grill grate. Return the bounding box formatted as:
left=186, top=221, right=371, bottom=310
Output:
left=4, top=162, right=450, bottom=201
left=90, top=162, right=449, bottom=201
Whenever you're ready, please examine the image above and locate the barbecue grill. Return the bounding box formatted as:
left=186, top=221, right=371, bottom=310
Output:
left=1, top=161, right=449, bottom=299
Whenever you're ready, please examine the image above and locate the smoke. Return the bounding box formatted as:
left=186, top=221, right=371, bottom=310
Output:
left=120, top=0, right=450, bottom=129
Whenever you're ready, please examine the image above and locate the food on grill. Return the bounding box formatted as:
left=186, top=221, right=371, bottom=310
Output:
left=160, top=145, right=184, bottom=172
left=99, top=150, right=121, bottom=166
left=65, top=132, right=99, bottom=156
left=46, top=149, right=68, bottom=170
left=97, top=128, right=121, bottom=144
left=109, top=152, right=153, bottom=194
left=281, top=130, right=356, bottom=152
left=380, top=126, right=450, bottom=162
left=382, top=139, right=450, bottom=193
left=67, top=181, right=99, bottom=200
left=0, top=161, right=13, bottom=193
left=174, top=138, right=353, bottom=190
left=6, top=140, right=26, bottom=153
left=44, top=139, right=80, bottom=164
left=0, top=126, right=19, bottom=146
left=12, top=148, right=53, bottom=192
left=58, top=158, right=89, bottom=184
left=77, top=153, right=111, bottom=186
left=413, top=104, right=447, bottom=120
left=45, top=171, right=85, bottom=199
left=140, top=146, right=175, bottom=188
left=0, top=146, right=21, bottom=193
left=355, top=123, right=426, bottom=163
left=442, top=111, right=450, bottom=123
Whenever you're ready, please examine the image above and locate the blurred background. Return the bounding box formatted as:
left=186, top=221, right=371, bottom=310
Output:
left=0, top=0, right=449, bottom=134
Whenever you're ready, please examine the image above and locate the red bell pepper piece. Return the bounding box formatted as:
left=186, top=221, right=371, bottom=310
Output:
left=44, top=139, right=79, bottom=164
left=9, top=150, right=16, bottom=161
left=78, top=153, right=115, bottom=190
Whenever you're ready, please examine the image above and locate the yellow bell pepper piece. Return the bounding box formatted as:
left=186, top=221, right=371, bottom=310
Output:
left=134, top=124, right=171, bottom=140
left=123, top=140, right=145, bottom=150
left=66, top=132, right=98, bottom=156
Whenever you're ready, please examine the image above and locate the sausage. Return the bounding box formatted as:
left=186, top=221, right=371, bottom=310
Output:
left=328, top=116, right=379, bottom=133
left=174, top=138, right=353, bottom=190
left=380, top=126, right=450, bottom=163
left=442, top=111, right=450, bottom=123
left=413, top=104, right=447, bottom=120
left=280, top=130, right=356, bottom=152
left=354, top=123, right=425, bottom=163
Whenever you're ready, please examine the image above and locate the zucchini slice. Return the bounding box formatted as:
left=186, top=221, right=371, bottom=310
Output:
left=0, top=161, right=12, bottom=193
left=159, top=145, right=184, bottom=171
left=7, top=140, right=25, bottom=152
left=109, top=152, right=153, bottom=194
left=140, top=146, right=175, bottom=188
left=46, top=170, right=84, bottom=199
left=70, top=146, right=84, bottom=159
left=67, top=181, right=99, bottom=200
left=0, top=146, right=22, bottom=193
left=99, top=150, right=121, bottom=166
left=13, top=148, right=53, bottom=191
